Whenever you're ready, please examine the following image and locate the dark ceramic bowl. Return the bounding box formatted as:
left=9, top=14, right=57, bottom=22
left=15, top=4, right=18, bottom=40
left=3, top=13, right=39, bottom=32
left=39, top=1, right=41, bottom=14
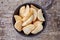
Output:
left=12, top=3, right=47, bottom=37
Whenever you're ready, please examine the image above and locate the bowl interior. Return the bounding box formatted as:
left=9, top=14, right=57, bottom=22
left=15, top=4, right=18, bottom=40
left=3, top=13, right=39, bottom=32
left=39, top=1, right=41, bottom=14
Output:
left=12, top=3, right=47, bottom=37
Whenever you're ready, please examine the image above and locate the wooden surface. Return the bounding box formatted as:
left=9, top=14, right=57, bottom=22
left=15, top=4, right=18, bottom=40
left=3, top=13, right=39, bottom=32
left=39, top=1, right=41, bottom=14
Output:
left=0, top=0, right=60, bottom=40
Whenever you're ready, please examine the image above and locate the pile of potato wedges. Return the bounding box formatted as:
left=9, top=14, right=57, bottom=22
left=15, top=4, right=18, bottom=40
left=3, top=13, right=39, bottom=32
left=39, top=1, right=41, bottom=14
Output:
left=14, top=5, right=45, bottom=35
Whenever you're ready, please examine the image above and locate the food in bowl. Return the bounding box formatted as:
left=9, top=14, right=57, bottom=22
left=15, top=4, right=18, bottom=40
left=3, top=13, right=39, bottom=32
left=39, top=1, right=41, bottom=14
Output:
left=14, top=4, right=45, bottom=35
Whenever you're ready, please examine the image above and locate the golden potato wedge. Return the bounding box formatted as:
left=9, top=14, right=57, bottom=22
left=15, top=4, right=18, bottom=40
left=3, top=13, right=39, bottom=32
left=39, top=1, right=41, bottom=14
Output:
left=23, top=24, right=35, bottom=35
left=14, top=21, right=22, bottom=32
left=19, top=6, right=25, bottom=17
left=38, top=9, right=45, bottom=21
left=22, top=8, right=33, bottom=22
left=31, top=21, right=43, bottom=34
left=33, top=21, right=43, bottom=26
left=23, top=5, right=29, bottom=17
left=14, top=15, right=22, bottom=22
left=31, top=8, right=37, bottom=22
left=31, top=5, right=39, bottom=11
left=22, top=15, right=33, bottom=26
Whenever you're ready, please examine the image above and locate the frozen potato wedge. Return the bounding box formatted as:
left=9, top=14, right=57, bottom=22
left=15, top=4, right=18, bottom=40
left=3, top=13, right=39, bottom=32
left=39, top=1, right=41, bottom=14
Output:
left=38, top=9, right=45, bottom=21
left=31, top=5, right=39, bottom=11
left=14, top=21, right=22, bottom=31
left=31, top=21, right=43, bottom=34
left=19, top=6, right=25, bottom=17
left=22, top=15, right=33, bottom=26
left=31, top=8, right=37, bottom=22
left=14, top=15, right=22, bottom=21
left=23, top=24, right=35, bottom=35
left=22, top=8, right=33, bottom=21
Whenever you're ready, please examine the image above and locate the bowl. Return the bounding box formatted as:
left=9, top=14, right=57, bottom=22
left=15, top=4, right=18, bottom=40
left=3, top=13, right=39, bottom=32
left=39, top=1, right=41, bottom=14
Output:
left=12, top=3, right=47, bottom=37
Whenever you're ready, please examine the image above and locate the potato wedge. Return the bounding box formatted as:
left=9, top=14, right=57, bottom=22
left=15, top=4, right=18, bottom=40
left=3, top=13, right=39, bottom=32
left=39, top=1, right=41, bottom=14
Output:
left=31, top=8, right=37, bottom=22
left=19, top=6, right=25, bottom=17
left=14, top=15, right=22, bottom=22
left=23, top=24, right=35, bottom=35
left=22, top=8, right=33, bottom=21
left=22, top=15, right=33, bottom=26
left=23, top=5, right=29, bottom=17
left=38, top=9, right=45, bottom=21
left=14, top=21, right=22, bottom=31
left=31, top=5, right=39, bottom=11
left=31, top=21, right=43, bottom=34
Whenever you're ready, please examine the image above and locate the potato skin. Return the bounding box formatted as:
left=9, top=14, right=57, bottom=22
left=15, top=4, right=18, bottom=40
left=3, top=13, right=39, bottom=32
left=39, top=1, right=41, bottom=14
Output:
left=22, top=8, right=33, bottom=22
left=38, top=9, right=45, bottom=21
left=31, top=21, right=43, bottom=34
left=22, top=15, right=33, bottom=26
left=23, top=24, right=35, bottom=35
left=14, top=15, right=22, bottom=22
left=14, top=21, right=22, bottom=32
left=19, top=6, right=25, bottom=17
left=31, top=5, right=39, bottom=11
